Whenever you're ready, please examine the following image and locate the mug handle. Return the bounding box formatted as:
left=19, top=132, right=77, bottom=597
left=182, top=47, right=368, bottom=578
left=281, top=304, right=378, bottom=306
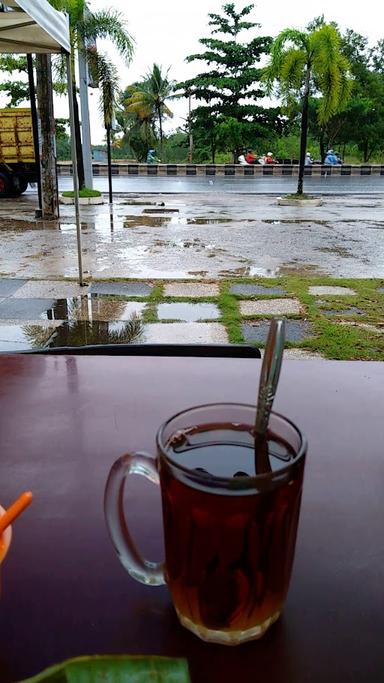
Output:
left=104, top=452, right=166, bottom=586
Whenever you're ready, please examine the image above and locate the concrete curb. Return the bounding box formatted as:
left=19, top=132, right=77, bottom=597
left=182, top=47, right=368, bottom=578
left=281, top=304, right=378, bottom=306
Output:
left=60, top=195, right=104, bottom=205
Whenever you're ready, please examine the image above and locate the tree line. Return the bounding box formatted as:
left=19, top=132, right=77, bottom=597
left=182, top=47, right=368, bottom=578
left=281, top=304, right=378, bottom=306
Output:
left=115, top=4, right=384, bottom=167
left=1, top=1, right=383, bottom=179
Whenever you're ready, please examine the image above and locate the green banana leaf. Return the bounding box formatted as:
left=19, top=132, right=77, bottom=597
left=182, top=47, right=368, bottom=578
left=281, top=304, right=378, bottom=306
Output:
left=19, top=655, right=191, bottom=683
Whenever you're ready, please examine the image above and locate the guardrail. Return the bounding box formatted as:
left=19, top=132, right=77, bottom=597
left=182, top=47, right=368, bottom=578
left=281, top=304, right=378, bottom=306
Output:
left=56, top=163, right=384, bottom=177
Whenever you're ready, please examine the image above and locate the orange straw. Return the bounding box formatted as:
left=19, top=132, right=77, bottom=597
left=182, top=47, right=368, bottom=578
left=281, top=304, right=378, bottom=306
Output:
left=0, top=492, right=33, bottom=535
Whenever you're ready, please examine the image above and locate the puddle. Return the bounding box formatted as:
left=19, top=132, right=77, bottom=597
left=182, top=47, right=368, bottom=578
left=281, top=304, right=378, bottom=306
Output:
left=42, top=296, right=146, bottom=322
left=157, top=302, right=220, bottom=322
left=315, top=246, right=356, bottom=258
left=278, top=263, right=327, bottom=277
left=124, top=216, right=170, bottom=227
left=0, top=219, right=60, bottom=231
left=262, top=219, right=329, bottom=226
left=0, top=323, right=57, bottom=351
left=218, top=267, right=252, bottom=277
left=121, top=201, right=165, bottom=206
left=322, top=307, right=364, bottom=317
left=143, top=208, right=180, bottom=214
left=186, top=217, right=230, bottom=225
left=242, top=320, right=314, bottom=343
left=0, top=295, right=146, bottom=323
left=46, top=318, right=143, bottom=348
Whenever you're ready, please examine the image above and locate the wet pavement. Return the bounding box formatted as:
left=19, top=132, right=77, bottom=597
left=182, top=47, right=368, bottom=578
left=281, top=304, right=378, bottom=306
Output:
left=0, top=193, right=383, bottom=280
left=0, top=189, right=383, bottom=356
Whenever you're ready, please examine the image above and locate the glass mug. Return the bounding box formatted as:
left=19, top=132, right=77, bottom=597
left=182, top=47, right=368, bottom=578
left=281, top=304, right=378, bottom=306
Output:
left=104, top=403, right=307, bottom=645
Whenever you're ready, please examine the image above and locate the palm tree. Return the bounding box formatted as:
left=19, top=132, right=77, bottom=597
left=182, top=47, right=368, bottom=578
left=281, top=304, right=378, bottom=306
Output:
left=124, top=64, right=175, bottom=158
left=264, top=24, right=352, bottom=195
left=119, top=83, right=157, bottom=159
left=48, top=0, right=134, bottom=188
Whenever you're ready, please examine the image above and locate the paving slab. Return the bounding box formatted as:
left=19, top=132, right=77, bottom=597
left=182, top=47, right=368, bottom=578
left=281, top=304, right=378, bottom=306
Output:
left=230, top=284, right=287, bottom=296
left=13, top=280, right=88, bottom=299
left=0, top=298, right=56, bottom=320
left=242, top=319, right=314, bottom=344
left=283, top=348, right=324, bottom=360
left=339, top=321, right=384, bottom=334
left=157, top=302, right=220, bottom=321
left=143, top=322, right=228, bottom=343
left=240, top=298, right=302, bottom=315
left=322, top=307, right=364, bottom=317
left=164, top=283, right=219, bottom=297
left=259, top=347, right=324, bottom=360
left=0, top=278, right=26, bottom=297
left=89, top=282, right=153, bottom=297
left=309, top=286, right=357, bottom=296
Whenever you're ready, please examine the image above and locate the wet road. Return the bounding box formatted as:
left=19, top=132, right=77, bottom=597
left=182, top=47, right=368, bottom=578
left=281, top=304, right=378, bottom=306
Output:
left=46, top=175, right=384, bottom=195
left=1, top=193, right=383, bottom=280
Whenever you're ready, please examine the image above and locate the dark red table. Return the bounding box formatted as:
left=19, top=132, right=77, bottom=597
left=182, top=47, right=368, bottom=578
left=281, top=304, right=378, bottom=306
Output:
left=0, top=355, right=383, bottom=682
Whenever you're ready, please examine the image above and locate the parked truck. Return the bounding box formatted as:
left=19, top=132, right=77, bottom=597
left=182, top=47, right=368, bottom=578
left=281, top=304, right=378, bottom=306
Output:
left=0, top=108, right=38, bottom=197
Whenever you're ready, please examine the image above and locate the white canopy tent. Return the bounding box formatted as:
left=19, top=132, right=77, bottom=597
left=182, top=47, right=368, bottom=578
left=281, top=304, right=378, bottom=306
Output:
left=0, top=0, right=84, bottom=284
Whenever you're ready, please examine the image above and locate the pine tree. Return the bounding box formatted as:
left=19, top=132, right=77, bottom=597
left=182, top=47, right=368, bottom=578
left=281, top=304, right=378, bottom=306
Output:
left=176, top=3, right=273, bottom=160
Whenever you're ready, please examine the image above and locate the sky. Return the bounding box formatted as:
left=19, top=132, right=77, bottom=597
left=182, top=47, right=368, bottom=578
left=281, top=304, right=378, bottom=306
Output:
left=3, top=0, right=383, bottom=143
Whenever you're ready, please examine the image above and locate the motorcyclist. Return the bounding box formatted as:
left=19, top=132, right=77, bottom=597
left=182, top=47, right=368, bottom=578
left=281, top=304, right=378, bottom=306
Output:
left=147, top=149, right=160, bottom=164
left=324, top=149, right=339, bottom=165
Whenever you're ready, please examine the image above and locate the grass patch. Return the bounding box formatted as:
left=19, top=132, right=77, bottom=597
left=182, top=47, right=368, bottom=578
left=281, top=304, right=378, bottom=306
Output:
left=217, top=284, right=243, bottom=344
left=62, top=188, right=102, bottom=198
left=142, top=283, right=163, bottom=323
left=283, top=193, right=313, bottom=200
left=282, top=276, right=384, bottom=359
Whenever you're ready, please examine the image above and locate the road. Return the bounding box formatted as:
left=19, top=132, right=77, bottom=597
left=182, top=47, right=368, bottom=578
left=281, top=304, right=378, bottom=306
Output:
left=45, top=174, right=384, bottom=195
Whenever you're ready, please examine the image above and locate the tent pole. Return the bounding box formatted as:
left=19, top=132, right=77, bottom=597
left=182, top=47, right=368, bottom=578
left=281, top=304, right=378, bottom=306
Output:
left=106, top=123, right=113, bottom=204
left=66, top=51, right=85, bottom=286
left=26, top=54, right=42, bottom=218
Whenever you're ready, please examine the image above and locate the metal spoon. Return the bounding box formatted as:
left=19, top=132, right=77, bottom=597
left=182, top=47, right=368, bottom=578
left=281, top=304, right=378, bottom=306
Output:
left=254, top=318, right=285, bottom=475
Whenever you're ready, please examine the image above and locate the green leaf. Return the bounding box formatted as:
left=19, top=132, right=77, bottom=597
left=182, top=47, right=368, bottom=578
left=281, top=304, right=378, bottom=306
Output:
left=18, top=655, right=191, bottom=683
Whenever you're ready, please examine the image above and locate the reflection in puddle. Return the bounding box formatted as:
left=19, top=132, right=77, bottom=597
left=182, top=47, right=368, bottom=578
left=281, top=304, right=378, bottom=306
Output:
left=143, top=208, right=180, bottom=214
left=0, top=219, right=60, bottom=231
left=186, top=217, right=230, bottom=225
left=124, top=216, right=170, bottom=227
left=0, top=323, right=57, bottom=351
left=46, top=318, right=143, bottom=347
left=42, top=295, right=146, bottom=322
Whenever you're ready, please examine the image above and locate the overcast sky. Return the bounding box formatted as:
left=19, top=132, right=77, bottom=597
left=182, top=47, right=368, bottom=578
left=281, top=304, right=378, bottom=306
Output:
left=45, top=1, right=384, bottom=143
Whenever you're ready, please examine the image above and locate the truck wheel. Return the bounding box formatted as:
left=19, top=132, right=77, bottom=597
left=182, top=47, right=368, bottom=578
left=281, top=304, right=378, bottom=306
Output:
left=11, top=174, right=28, bottom=195
left=0, top=172, right=10, bottom=198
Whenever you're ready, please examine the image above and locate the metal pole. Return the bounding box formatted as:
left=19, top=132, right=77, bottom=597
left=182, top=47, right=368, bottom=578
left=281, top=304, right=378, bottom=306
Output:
left=78, top=48, right=93, bottom=188
left=106, top=123, right=112, bottom=204
left=66, top=52, right=85, bottom=286
left=26, top=54, right=42, bottom=217
left=188, top=93, right=193, bottom=163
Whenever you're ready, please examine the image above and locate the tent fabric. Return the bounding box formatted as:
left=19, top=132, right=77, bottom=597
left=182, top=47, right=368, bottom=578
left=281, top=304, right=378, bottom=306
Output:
left=0, top=0, right=70, bottom=54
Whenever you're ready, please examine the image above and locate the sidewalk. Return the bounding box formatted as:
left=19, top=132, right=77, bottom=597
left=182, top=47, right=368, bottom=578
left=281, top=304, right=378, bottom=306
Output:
left=1, top=275, right=383, bottom=359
